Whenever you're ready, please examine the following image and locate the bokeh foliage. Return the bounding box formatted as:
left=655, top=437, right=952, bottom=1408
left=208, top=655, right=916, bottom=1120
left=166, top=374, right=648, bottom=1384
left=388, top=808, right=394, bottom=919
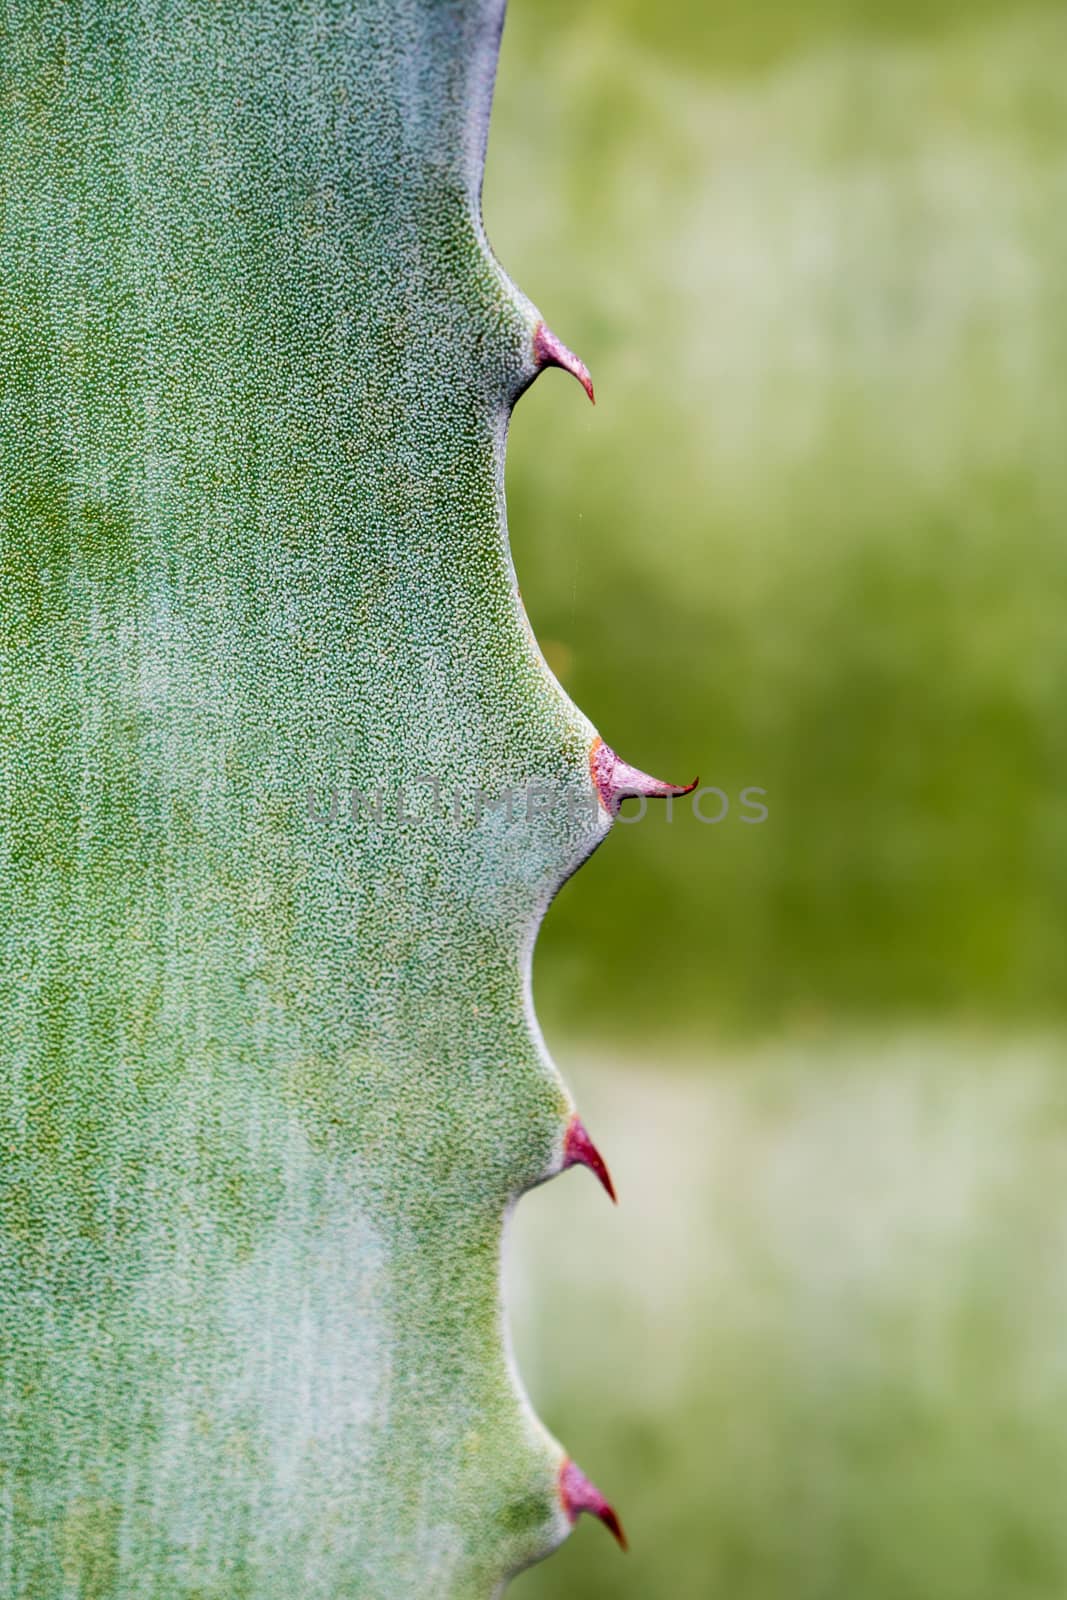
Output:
left=511, top=1039, right=1067, bottom=1599
left=487, top=0, right=1067, bottom=1040
left=489, top=6, right=1067, bottom=1596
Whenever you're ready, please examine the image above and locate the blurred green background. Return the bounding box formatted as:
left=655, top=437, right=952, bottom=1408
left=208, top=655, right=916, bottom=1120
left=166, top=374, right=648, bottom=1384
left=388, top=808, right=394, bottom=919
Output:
left=482, top=1, right=1067, bottom=1594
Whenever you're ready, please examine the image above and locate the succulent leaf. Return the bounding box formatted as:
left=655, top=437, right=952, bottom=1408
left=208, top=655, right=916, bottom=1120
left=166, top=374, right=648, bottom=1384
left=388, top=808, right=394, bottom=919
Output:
left=0, top=1, right=661, bottom=1593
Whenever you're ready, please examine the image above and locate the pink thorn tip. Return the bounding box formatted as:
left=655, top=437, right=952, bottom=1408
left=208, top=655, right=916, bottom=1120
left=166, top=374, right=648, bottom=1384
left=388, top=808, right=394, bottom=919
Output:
left=562, top=1115, right=617, bottom=1203
left=532, top=320, right=595, bottom=404
left=589, top=736, right=698, bottom=816
left=559, top=1459, right=628, bottom=1551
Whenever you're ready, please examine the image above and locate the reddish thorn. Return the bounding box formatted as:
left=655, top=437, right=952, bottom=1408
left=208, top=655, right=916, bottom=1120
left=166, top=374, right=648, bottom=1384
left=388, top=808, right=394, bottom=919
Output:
left=532, top=320, right=595, bottom=404
left=589, top=735, right=698, bottom=816
left=559, top=1459, right=628, bottom=1552
left=562, top=1115, right=617, bottom=1203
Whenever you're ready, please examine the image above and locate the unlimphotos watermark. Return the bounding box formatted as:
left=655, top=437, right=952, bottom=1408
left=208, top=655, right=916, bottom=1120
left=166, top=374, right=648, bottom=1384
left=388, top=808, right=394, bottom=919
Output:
left=305, top=780, right=768, bottom=828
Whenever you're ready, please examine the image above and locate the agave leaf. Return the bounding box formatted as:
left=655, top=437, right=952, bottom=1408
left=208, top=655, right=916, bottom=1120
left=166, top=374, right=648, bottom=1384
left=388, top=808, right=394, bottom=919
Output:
left=0, top=2, right=682, bottom=1593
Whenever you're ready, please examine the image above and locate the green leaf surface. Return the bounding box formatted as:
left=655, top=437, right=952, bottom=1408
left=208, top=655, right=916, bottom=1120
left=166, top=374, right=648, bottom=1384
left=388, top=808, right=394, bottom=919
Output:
left=0, top=3, right=628, bottom=1593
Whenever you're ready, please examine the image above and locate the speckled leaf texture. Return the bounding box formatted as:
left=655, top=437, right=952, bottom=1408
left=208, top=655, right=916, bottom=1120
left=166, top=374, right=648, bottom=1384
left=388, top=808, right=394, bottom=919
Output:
left=0, top=3, right=659, bottom=1595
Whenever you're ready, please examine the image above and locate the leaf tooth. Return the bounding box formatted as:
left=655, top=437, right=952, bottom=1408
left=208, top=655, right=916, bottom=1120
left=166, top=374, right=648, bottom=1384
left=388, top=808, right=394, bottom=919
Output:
left=562, top=1114, right=617, bottom=1203
left=589, top=735, right=698, bottom=816
left=558, top=1458, right=628, bottom=1551
left=532, top=320, right=595, bottom=404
